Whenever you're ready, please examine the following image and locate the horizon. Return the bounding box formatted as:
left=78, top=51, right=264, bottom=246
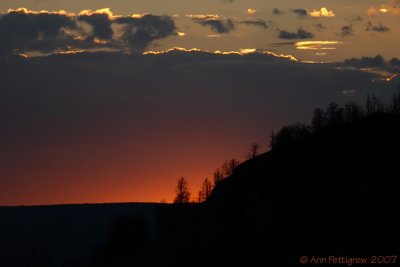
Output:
left=0, top=0, right=399, bottom=205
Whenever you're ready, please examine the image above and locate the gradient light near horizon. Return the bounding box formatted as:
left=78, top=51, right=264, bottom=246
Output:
left=0, top=0, right=399, bottom=205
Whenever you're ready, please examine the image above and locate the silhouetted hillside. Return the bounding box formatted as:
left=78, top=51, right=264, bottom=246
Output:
left=92, top=112, right=400, bottom=267
left=0, top=203, right=160, bottom=267
left=206, top=113, right=400, bottom=266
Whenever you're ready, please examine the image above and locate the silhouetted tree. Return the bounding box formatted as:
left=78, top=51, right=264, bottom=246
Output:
left=366, top=94, right=384, bottom=115
left=311, top=108, right=325, bottom=132
left=325, top=102, right=344, bottom=127
left=366, top=95, right=372, bottom=115
left=344, top=102, right=364, bottom=124
left=392, top=89, right=400, bottom=114
left=247, top=142, right=261, bottom=159
left=173, top=177, right=191, bottom=204
left=270, top=123, right=311, bottom=149
left=198, top=178, right=212, bottom=202
left=270, top=91, right=400, bottom=152
left=222, top=158, right=239, bottom=176
left=269, top=130, right=276, bottom=149
left=213, top=168, right=224, bottom=187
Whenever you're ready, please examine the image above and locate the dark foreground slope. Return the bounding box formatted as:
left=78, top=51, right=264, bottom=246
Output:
left=93, top=113, right=400, bottom=267
left=0, top=203, right=160, bottom=267
left=206, top=113, right=400, bottom=266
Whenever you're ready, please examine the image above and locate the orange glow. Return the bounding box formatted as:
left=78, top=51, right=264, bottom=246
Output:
left=309, top=7, right=335, bottom=18
left=177, top=32, right=186, bottom=37
left=246, top=8, right=257, bottom=15
left=186, top=14, right=221, bottom=20
left=361, top=69, right=399, bottom=82
left=217, top=48, right=257, bottom=55
left=7, top=7, right=74, bottom=16
left=74, top=36, right=86, bottom=41
left=79, top=8, right=115, bottom=18
left=368, top=2, right=400, bottom=16
left=131, top=13, right=147, bottom=18
left=262, top=51, right=298, bottom=62
left=145, top=47, right=297, bottom=61
left=386, top=74, right=398, bottom=81
left=143, top=47, right=203, bottom=55
left=295, top=41, right=341, bottom=50
left=239, top=48, right=256, bottom=54
left=18, top=53, right=28, bottom=59
left=94, top=38, right=107, bottom=44
left=56, top=50, right=85, bottom=55
left=1, top=119, right=259, bottom=205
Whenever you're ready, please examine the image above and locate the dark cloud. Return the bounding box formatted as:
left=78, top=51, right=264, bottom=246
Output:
left=278, top=28, right=314, bottom=39
left=390, top=58, right=400, bottom=68
left=343, top=55, right=389, bottom=69
left=0, top=8, right=77, bottom=56
left=340, top=25, right=354, bottom=37
left=291, top=8, right=308, bottom=18
left=270, top=41, right=296, bottom=46
left=189, top=15, right=235, bottom=33
left=339, top=17, right=364, bottom=38
left=0, top=8, right=177, bottom=56
left=237, top=19, right=268, bottom=29
left=343, top=55, right=400, bottom=76
left=272, top=8, right=284, bottom=15
left=366, top=21, right=389, bottom=32
left=114, top=15, right=176, bottom=53
left=202, top=19, right=234, bottom=33
left=78, top=13, right=113, bottom=40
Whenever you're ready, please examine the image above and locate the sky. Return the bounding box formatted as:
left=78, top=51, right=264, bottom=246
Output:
left=0, top=0, right=399, bottom=205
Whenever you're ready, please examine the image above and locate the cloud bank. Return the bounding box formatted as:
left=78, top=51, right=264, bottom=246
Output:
left=187, top=14, right=235, bottom=33
left=0, top=8, right=177, bottom=56
left=278, top=28, right=314, bottom=39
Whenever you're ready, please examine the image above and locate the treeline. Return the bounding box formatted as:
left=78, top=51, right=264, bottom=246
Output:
left=173, top=143, right=263, bottom=204
left=270, top=91, right=400, bottom=149
left=172, top=90, right=400, bottom=204
left=173, top=158, right=240, bottom=204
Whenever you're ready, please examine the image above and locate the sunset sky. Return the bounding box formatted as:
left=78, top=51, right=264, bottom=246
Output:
left=0, top=0, right=399, bottom=205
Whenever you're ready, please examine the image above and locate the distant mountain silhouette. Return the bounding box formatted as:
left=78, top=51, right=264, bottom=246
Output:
left=93, top=112, right=400, bottom=267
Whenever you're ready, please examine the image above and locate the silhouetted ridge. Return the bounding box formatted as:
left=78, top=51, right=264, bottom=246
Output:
left=90, top=99, right=400, bottom=267
left=203, top=112, right=400, bottom=266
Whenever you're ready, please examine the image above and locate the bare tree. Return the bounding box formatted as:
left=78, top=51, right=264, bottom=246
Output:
left=213, top=168, right=224, bottom=187
left=247, top=142, right=261, bottom=159
left=344, top=102, right=363, bottom=124
left=392, top=90, right=400, bottom=114
left=311, top=108, right=325, bottom=132
left=173, top=177, right=191, bottom=204
left=270, top=123, right=311, bottom=148
left=222, top=158, right=239, bottom=176
left=269, top=130, right=277, bottom=149
left=229, top=158, right=239, bottom=174
left=366, top=94, right=384, bottom=115
left=325, top=102, right=344, bottom=126
left=198, top=178, right=212, bottom=202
